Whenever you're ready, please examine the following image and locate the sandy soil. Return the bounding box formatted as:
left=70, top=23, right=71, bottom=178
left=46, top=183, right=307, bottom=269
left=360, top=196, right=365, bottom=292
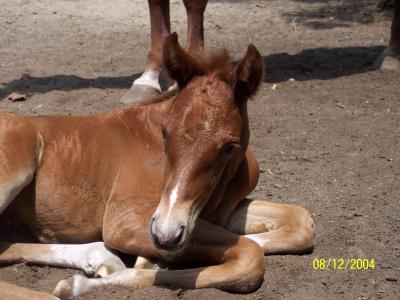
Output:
left=0, top=0, right=399, bottom=299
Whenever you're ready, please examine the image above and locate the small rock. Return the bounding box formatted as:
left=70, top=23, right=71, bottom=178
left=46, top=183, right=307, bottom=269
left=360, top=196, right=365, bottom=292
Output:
left=336, top=103, right=345, bottom=109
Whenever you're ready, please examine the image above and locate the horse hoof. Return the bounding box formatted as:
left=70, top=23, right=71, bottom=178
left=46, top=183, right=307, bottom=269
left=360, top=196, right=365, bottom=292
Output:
left=379, top=55, right=400, bottom=70
left=53, top=275, right=92, bottom=299
left=374, top=49, right=400, bottom=71
left=95, top=265, right=113, bottom=278
left=81, top=242, right=126, bottom=277
left=120, top=84, right=160, bottom=105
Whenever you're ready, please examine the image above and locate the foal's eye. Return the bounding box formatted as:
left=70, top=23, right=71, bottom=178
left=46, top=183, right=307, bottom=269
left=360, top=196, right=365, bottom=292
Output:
left=224, top=142, right=237, bottom=155
left=161, top=126, right=168, bottom=141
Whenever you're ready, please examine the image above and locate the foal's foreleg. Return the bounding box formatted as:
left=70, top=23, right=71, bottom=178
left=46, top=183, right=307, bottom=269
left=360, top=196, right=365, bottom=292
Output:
left=227, top=199, right=316, bottom=254
left=121, top=0, right=171, bottom=104
left=54, top=221, right=265, bottom=299
left=0, top=242, right=126, bottom=278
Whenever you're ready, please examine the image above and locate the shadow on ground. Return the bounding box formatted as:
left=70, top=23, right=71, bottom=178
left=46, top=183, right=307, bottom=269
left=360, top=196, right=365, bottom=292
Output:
left=0, top=45, right=385, bottom=99
left=283, top=0, right=393, bottom=30
left=0, top=74, right=138, bottom=100
left=264, top=45, right=385, bottom=83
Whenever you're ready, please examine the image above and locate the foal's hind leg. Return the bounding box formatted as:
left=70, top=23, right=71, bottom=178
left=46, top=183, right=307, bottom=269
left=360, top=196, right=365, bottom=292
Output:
left=0, top=113, right=41, bottom=214
left=0, top=242, right=126, bottom=278
left=226, top=199, right=315, bottom=254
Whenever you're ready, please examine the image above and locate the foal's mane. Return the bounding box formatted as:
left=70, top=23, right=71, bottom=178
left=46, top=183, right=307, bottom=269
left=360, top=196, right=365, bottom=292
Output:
left=191, top=49, right=234, bottom=83
left=139, top=49, right=234, bottom=106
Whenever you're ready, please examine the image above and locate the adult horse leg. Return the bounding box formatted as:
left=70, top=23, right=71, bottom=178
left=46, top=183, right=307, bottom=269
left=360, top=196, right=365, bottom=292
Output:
left=53, top=220, right=265, bottom=299
left=226, top=199, right=316, bottom=254
left=376, top=0, right=400, bottom=70
left=0, top=242, right=126, bottom=278
left=183, top=0, right=208, bottom=54
left=120, top=0, right=171, bottom=104
left=163, top=0, right=208, bottom=92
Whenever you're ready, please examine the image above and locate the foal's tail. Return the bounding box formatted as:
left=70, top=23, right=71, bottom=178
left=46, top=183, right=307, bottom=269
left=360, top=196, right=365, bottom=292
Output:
left=0, top=112, right=43, bottom=214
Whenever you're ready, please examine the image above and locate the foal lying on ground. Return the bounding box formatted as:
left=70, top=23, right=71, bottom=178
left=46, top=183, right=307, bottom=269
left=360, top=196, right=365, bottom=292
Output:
left=0, top=33, right=315, bottom=299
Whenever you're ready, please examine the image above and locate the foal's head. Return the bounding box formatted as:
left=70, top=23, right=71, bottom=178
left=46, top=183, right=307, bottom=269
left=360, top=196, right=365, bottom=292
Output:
left=150, top=33, right=263, bottom=252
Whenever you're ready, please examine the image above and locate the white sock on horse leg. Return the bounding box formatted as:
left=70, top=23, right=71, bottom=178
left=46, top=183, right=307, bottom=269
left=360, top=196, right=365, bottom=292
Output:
left=133, top=69, right=161, bottom=91
left=0, top=242, right=126, bottom=277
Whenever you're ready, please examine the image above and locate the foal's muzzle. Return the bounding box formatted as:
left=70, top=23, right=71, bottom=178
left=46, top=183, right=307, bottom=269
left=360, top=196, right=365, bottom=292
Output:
left=150, top=216, right=187, bottom=250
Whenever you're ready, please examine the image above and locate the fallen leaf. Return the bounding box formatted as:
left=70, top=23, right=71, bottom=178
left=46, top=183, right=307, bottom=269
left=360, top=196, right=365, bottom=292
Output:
left=7, top=92, right=27, bottom=102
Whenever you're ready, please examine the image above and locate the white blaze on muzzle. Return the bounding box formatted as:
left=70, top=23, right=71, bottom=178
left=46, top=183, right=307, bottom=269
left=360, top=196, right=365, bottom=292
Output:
left=159, top=183, right=180, bottom=232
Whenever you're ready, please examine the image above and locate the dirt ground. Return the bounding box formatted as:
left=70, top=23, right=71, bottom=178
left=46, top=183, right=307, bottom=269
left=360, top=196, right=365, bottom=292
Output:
left=0, top=0, right=399, bottom=299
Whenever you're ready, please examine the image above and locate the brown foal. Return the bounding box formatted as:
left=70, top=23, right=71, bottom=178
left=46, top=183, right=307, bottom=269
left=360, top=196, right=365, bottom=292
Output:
left=0, top=34, right=315, bottom=299
left=121, top=0, right=208, bottom=104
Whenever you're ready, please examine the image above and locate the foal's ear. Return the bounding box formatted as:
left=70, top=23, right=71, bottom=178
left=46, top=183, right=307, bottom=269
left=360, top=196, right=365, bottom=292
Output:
left=234, top=44, right=263, bottom=103
left=163, top=33, right=205, bottom=89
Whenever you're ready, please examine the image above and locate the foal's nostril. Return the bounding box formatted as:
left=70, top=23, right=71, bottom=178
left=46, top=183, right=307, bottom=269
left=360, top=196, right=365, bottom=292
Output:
left=173, top=224, right=186, bottom=245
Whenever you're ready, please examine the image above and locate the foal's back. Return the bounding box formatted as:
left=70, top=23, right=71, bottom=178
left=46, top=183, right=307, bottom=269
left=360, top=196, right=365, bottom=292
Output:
left=0, top=103, right=167, bottom=243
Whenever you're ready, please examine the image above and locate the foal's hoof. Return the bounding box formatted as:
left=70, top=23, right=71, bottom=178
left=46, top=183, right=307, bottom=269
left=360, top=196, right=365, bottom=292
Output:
left=81, top=242, right=126, bottom=278
left=120, top=84, right=160, bottom=105
left=53, top=275, right=90, bottom=299
left=82, top=259, right=125, bottom=278
left=374, top=48, right=400, bottom=71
